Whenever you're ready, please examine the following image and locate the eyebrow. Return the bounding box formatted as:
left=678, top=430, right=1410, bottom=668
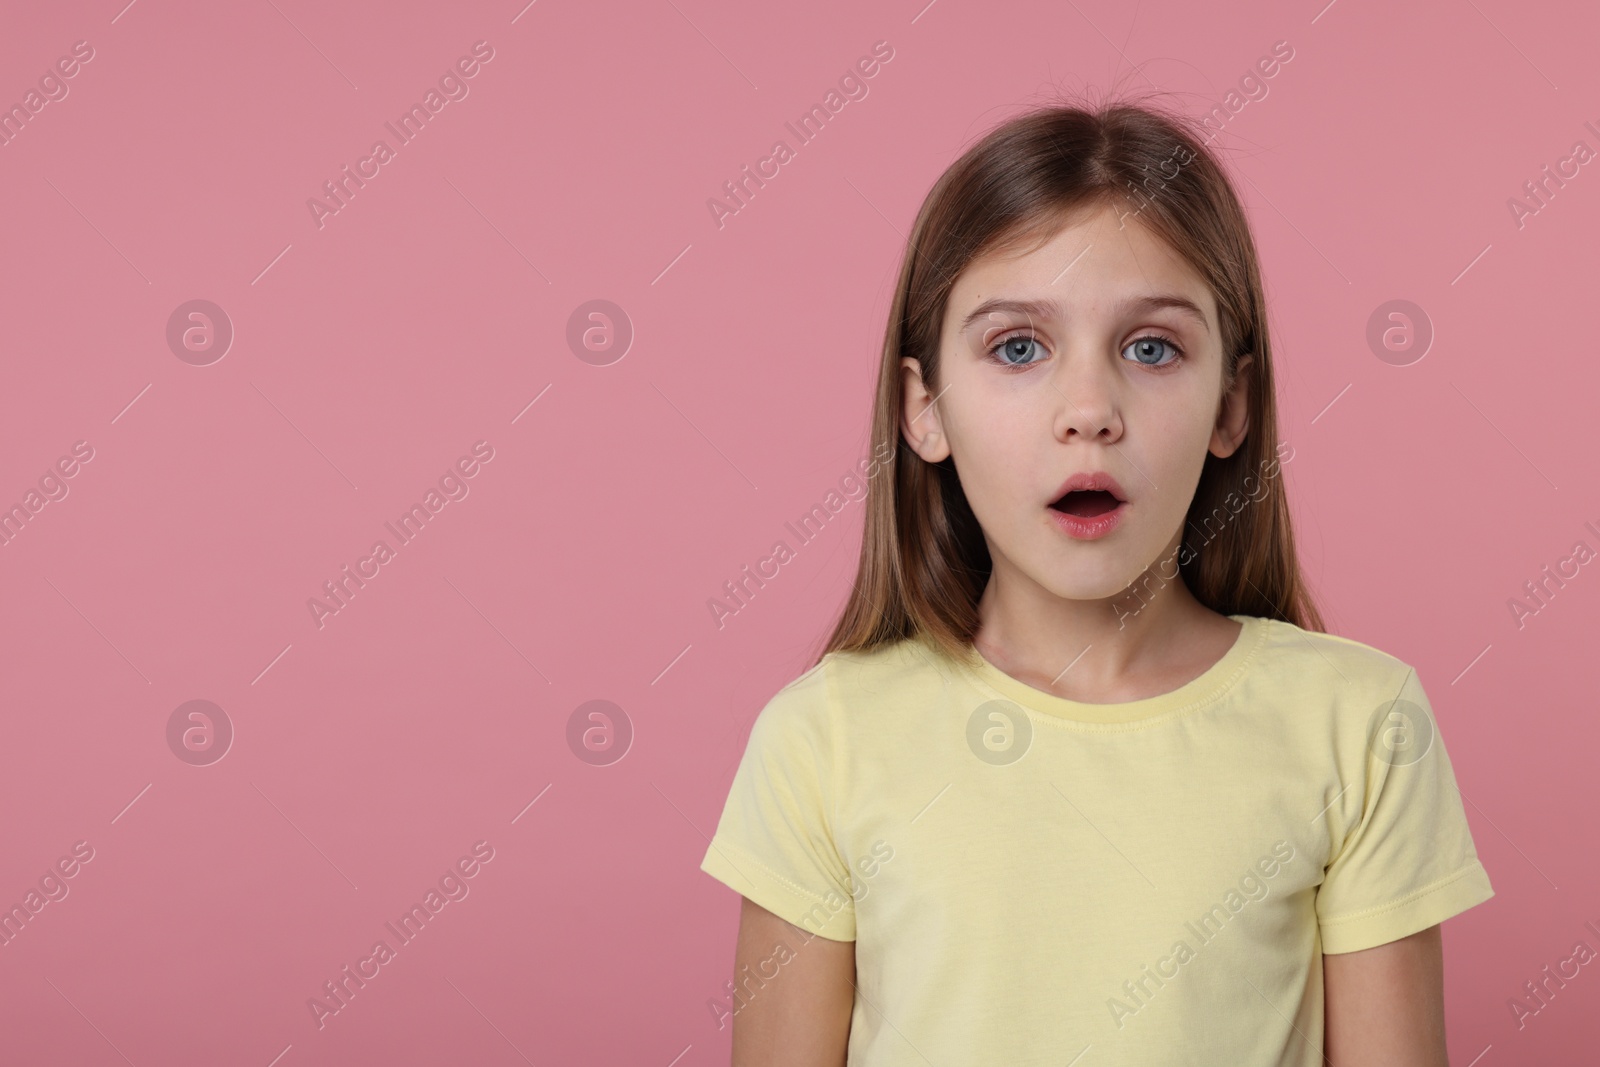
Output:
left=957, top=294, right=1211, bottom=334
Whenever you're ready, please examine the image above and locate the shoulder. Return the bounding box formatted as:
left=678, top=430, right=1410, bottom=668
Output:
left=745, top=655, right=833, bottom=746
left=1237, top=617, right=1440, bottom=773
left=1244, top=615, right=1421, bottom=707
left=826, top=635, right=956, bottom=692
left=751, top=637, right=946, bottom=736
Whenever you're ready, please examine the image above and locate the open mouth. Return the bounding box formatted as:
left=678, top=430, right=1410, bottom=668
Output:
left=1049, top=489, right=1123, bottom=518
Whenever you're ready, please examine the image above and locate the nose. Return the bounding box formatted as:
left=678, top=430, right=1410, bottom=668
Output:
left=1050, top=347, right=1124, bottom=443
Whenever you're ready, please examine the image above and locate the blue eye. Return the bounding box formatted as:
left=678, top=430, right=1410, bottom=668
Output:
left=989, top=334, right=1045, bottom=367
left=985, top=332, right=1186, bottom=370
left=1122, top=335, right=1184, bottom=367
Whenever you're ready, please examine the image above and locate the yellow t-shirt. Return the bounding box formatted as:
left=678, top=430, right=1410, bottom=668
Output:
left=700, top=613, right=1495, bottom=1065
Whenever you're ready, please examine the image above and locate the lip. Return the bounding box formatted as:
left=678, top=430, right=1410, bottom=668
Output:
left=1047, top=471, right=1128, bottom=541
left=1048, top=500, right=1126, bottom=540
left=1048, top=471, right=1128, bottom=504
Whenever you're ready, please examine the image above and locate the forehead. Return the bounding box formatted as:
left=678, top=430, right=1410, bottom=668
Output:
left=945, top=203, right=1217, bottom=333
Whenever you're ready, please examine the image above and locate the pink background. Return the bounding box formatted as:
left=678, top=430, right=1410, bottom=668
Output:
left=1, top=0, right=1596, bottom=1062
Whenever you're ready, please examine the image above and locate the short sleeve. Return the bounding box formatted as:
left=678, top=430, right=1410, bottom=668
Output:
left=699, top=661, right=857, bottom=941
left=1316, top=666, right=1495, bottom=954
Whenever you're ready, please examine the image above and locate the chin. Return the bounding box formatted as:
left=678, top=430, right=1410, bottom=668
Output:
left=1035, top=568, right=1135, bottom=604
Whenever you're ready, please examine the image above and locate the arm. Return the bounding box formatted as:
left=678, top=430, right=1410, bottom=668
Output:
left=1323, top=924, right=1448, bottom=1066
left=731, top=896, right=855, bottom=1067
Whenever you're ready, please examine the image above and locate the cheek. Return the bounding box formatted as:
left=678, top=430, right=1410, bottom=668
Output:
left=1154, top=420, right=1218, bottom=485
left=1126, top=392, right=1220, bottom=521
left=953, top=427, right=1029, bottom=508
left=943, top=406, right=1039, bottom=529
left=1142, top=382, right=1219, bottom=460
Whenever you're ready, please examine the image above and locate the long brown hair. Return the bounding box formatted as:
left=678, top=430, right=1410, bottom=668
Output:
left=819, top=94, right=1324, bottom=669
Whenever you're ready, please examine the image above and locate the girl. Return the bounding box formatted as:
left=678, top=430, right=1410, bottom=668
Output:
left=701, top=97, right=1493, bottom=1066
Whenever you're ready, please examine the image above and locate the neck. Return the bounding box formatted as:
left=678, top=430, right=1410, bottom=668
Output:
left=973, top=545, right=1217, bottom=697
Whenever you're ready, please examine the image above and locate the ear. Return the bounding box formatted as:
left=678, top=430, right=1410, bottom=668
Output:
left=1209, top=354, right=1253, bottom=459
left=901, top=356, right=951, bottom=463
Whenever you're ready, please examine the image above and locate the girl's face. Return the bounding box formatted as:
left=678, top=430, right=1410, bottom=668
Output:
left=901, top=201, right=1253, bottom=604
